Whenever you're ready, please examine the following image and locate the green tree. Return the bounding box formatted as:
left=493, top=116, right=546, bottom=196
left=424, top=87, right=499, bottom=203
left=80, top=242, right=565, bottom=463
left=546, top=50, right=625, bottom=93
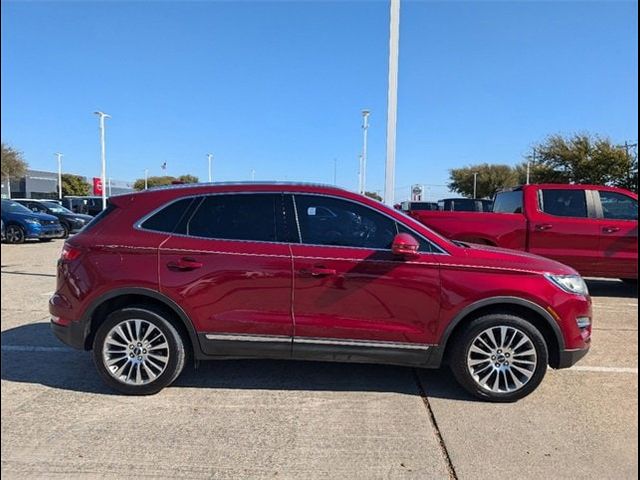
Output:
left=177, top=174, right=199, bottom=184
left=448, top=164, right=518, bottom=198
left=1, top=142, right=28, bottom=180
left=364, top=191, right=383, bottom=202
left=133, top=176, right=176, bottom=191
left=61, top=174, right=90, bottom=196
left=526, top=134, right=636, bottom=192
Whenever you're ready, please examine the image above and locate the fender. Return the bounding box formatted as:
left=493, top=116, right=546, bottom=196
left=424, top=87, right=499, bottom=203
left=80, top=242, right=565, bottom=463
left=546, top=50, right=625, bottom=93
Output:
left=428, top=296, right=566, bottom=367
left=81, top=287, right=205, bottom=358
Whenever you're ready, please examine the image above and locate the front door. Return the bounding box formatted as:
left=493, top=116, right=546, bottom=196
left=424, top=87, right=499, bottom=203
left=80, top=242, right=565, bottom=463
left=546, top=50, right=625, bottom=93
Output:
left=289, top=194, right=442, bottom=366
left=158, top=193, right=295, bottom=357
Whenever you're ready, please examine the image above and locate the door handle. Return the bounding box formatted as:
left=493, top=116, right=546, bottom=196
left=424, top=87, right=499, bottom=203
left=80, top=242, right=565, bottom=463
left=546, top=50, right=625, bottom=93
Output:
left=300, top=266, right=337, bottom=277
left=535, top=224, right=553, bottom=231
left=603, top=226, right=621, bottom=234
left=167, top=257, right=203, bottom=271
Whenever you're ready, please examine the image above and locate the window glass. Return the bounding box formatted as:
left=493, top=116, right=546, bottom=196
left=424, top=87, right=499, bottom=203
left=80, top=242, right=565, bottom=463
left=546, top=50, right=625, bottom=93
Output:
left=540, top=189, right=588, bottom=218
left=493, top=191, right=523, bottom=214
left=187, top=194, right=279, bottom=242
left=599, top=191, right=638, bottom=221
left=294, top=195, right=396, bottom=249
left=141, top=198, right=194, bottom=233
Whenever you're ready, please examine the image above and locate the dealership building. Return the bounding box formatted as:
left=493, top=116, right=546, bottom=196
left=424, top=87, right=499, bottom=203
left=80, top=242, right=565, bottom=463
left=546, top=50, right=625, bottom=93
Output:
left=1, top=169, right=134, bottom=199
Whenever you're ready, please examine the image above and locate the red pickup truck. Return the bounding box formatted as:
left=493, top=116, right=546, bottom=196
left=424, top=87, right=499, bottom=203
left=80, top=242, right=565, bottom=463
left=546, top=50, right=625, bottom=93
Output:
left=406, top=184, right=638, bottom=282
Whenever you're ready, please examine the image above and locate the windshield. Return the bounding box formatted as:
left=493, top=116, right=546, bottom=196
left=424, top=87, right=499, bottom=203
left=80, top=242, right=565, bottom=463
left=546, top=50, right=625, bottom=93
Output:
left=42, top=202, right=73, bottom=214
left=1, top=200, right=33, bottom=214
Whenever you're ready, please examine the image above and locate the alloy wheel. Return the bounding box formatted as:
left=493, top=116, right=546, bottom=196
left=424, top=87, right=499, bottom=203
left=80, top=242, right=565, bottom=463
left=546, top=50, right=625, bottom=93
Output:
left=466, top=326, right=538, bottom=394
left=6, top=225, right=24, bottom=244
left=102, top=319, right=171, bottom=385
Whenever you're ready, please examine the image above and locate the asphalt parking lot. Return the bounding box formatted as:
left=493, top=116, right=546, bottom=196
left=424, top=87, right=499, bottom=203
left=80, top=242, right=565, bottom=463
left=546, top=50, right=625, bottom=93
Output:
left=1, top=240, right=637, bottom=479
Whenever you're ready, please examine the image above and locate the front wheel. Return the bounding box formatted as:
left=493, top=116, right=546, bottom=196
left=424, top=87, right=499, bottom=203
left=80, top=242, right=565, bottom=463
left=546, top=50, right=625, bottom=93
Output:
left=449, top=314, right=548, bottom=402
left=92, top=307, right=186, bottom=395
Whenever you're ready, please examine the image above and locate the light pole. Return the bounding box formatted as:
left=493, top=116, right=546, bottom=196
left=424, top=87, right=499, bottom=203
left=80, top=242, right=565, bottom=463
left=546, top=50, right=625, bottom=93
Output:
left=384, top=0, right=401, bottom=206
left=361, top=109, right=370, bottom=194
left=358, top=155, right=363, bottom=193
left=473, top=172, right=478, bottom=199
left=144, top=169, right=149, bottom=190
left=55, top=153, right=63, bottom=200
left=251, top=169, right=256, bottom=181
left=527, top=148, right=536, bottom=185
left=333, top=158, right=337, bottom=185
left=207, top=153, right=213, bottom=182
left=93, top=111, right=110, bottom=210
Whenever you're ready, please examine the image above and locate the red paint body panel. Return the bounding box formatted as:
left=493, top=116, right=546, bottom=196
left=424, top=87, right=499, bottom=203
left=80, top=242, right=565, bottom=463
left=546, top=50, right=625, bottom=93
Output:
left=409, top=184, right=638, bottom=279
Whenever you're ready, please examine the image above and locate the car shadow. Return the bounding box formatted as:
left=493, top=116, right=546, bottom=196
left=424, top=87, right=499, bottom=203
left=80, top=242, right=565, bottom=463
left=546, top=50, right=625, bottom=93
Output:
left=586, top=279, right=638, bottom=298
left=1, top=322, right=473, bottom=401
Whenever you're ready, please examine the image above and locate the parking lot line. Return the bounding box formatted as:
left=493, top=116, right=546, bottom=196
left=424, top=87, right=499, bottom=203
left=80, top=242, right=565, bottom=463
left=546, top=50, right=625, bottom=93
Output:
left=566, top=365, right=638, bottom=374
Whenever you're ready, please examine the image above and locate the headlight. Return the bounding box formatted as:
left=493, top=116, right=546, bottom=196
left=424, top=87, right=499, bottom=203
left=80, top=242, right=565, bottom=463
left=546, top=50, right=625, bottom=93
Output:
left=545, top=274, right=589, bottom=296
left=24, top=218, right=41, bottom=225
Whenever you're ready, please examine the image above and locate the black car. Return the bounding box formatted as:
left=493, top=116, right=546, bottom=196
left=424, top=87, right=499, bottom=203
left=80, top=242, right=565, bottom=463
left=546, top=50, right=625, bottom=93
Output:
left=14, top=199, right=93, bottom=238
left=438, top=198, right=493, bottom=212
left=61, top=196, right=104, bottom=216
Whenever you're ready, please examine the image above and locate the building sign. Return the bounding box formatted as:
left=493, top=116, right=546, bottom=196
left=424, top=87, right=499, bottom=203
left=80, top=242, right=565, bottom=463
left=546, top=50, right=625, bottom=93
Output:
left=93, top=177, right=103, bottom=196
left=411, top=184, right=424, bottom=201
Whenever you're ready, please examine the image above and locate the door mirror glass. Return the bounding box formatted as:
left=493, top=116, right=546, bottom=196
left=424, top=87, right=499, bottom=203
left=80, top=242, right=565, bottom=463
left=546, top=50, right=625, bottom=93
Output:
left=391, top=233, right=420, bottom=259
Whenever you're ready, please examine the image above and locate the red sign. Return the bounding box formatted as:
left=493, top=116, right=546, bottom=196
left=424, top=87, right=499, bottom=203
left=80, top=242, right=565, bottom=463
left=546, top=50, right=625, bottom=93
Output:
left=93, top=177, right=103, bottom=196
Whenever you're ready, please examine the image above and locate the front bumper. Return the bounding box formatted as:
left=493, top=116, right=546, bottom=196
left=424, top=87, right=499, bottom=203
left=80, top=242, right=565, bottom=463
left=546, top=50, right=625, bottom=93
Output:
left=26, top=226, right=65, bottom=239
left=556, top=347, right=590, bottom=369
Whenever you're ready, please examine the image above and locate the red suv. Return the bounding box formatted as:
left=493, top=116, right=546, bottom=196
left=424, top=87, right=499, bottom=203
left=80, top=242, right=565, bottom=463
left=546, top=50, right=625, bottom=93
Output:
left=50, top=183, right=592, bottom=401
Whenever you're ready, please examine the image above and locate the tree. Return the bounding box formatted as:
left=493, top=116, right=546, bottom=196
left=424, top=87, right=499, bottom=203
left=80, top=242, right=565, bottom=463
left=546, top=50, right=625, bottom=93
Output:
left=526, top=134, right=637, bottom=192
left=177, top=174, right=199, bottom=184
left=448, top=164, right=518, bottom=198
left=364, top=191, right=383, bottom=202
left=61, top=174, right=90, bottom=196
left=1, top=142, right=28, bottom=180
left=133, top=174, right=199, bottom=191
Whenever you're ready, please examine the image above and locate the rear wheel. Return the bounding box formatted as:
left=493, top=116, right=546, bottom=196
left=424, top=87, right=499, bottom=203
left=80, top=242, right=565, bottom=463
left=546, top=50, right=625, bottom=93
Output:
left=5, top=225, right=25, bottom=244
left=449, top=314, right=548, bottom=402
left=61, top=223, right=70, bottom=238
left=92, top=307, right=186, bottom=395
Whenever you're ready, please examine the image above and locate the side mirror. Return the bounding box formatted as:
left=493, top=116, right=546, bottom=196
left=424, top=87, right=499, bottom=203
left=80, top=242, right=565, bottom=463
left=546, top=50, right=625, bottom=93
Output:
left=391, top=233, right=420, bottom=259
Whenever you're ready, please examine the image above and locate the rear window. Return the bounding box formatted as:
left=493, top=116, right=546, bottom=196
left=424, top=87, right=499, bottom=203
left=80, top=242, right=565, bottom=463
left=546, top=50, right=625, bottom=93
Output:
left=140, top=198, right=194, bottom=233
left=539, top=189, right=588, bottom=218
left=185, top=194, right=280, bottom=242
left=493, top=191, right=523, bottom=214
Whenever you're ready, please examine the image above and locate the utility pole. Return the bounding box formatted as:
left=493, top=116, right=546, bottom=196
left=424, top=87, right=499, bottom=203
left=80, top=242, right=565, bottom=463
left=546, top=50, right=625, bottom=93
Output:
left=144, top=169, right=149, bottom=190
left=93, top=111, right=110, bottom=210
left=55, top=153, right=63, bottom=200
left=384, top=0, right=401, bottom=206
left=251, top=169, right=256, bottom=181
left=473, top=172, right=478, bottom=199
left=207, top=153, right=213, bottom=182
left=361, top=109, right=370, bottom=194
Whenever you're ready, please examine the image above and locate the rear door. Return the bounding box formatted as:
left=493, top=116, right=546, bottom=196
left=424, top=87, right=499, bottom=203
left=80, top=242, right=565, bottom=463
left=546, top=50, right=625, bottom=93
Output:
left=527, top=188, right=601, bottom=276
left=155, top=193, right=295, bottom=358
left=594, top=190, right=638, bottom=279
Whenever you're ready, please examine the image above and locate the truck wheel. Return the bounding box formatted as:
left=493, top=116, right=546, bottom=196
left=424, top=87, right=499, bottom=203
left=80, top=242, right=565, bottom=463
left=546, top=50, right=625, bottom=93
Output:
left=5, top=225, right=25, bottom=244
left=92, top=307, right=186, bottom=395
left=449, top=314, right=548, bottom=402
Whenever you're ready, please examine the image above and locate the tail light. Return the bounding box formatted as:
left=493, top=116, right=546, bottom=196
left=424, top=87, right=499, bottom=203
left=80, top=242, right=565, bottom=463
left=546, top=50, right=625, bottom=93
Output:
left=60, top=243, right=82, bottom=261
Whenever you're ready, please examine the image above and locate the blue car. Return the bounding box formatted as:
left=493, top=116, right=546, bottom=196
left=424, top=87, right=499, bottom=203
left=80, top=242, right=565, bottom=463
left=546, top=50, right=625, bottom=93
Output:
left=1, top=199, right=64, bottom=244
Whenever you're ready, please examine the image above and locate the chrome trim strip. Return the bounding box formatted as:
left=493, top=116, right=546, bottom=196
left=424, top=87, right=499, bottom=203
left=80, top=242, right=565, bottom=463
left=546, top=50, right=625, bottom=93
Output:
left=205, top=333, right=292, bottom=343
left=294, top=337, right=432, bottom=351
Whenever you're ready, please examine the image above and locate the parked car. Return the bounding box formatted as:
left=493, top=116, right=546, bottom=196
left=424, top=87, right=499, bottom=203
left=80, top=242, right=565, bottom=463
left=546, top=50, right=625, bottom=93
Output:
left=1, top=199, right=64, bottom=243
left=13, top=199, right=93, bottom=238
left=400, top=201, right=439, bottom=212
left=409, top=184, right=638, bottom=282
left=50, top=183, right=592, bottom=401
left=438, top=198, right=493, bottom=212
left=61, top=196, right=104, bottom=216
left=1, top=219, right=5, bottom=242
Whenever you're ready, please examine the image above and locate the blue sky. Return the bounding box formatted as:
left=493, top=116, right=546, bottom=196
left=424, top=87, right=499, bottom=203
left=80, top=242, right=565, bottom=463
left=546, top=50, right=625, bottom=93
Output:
left=1, top=0, right=637, bottom=200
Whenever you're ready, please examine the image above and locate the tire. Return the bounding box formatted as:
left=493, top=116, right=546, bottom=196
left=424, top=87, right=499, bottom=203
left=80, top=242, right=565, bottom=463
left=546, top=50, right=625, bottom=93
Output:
left=5, top=224, right=25, bottom=244
left=92, top=307, right=186, bottom=395
left=449, top=314, right=548, bottom=402
left=61, top=223, right=70, bottom=239
left=621, top=279, right=637, bottom=287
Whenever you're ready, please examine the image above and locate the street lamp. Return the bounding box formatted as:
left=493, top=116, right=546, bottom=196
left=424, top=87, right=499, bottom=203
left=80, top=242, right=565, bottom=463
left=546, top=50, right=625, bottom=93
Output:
left=473, top=172, right=478, bottom=199
left=55, top=153, right=63, bottom=200
left=144, top=169, right=149, bottom=190
left=361, top=109, right=370, bottom=194
left=207, top=153, right=213, bottom=182
left=384, top=0, right=401, bottom=205
left=93, top=111, right=110, bottom=210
